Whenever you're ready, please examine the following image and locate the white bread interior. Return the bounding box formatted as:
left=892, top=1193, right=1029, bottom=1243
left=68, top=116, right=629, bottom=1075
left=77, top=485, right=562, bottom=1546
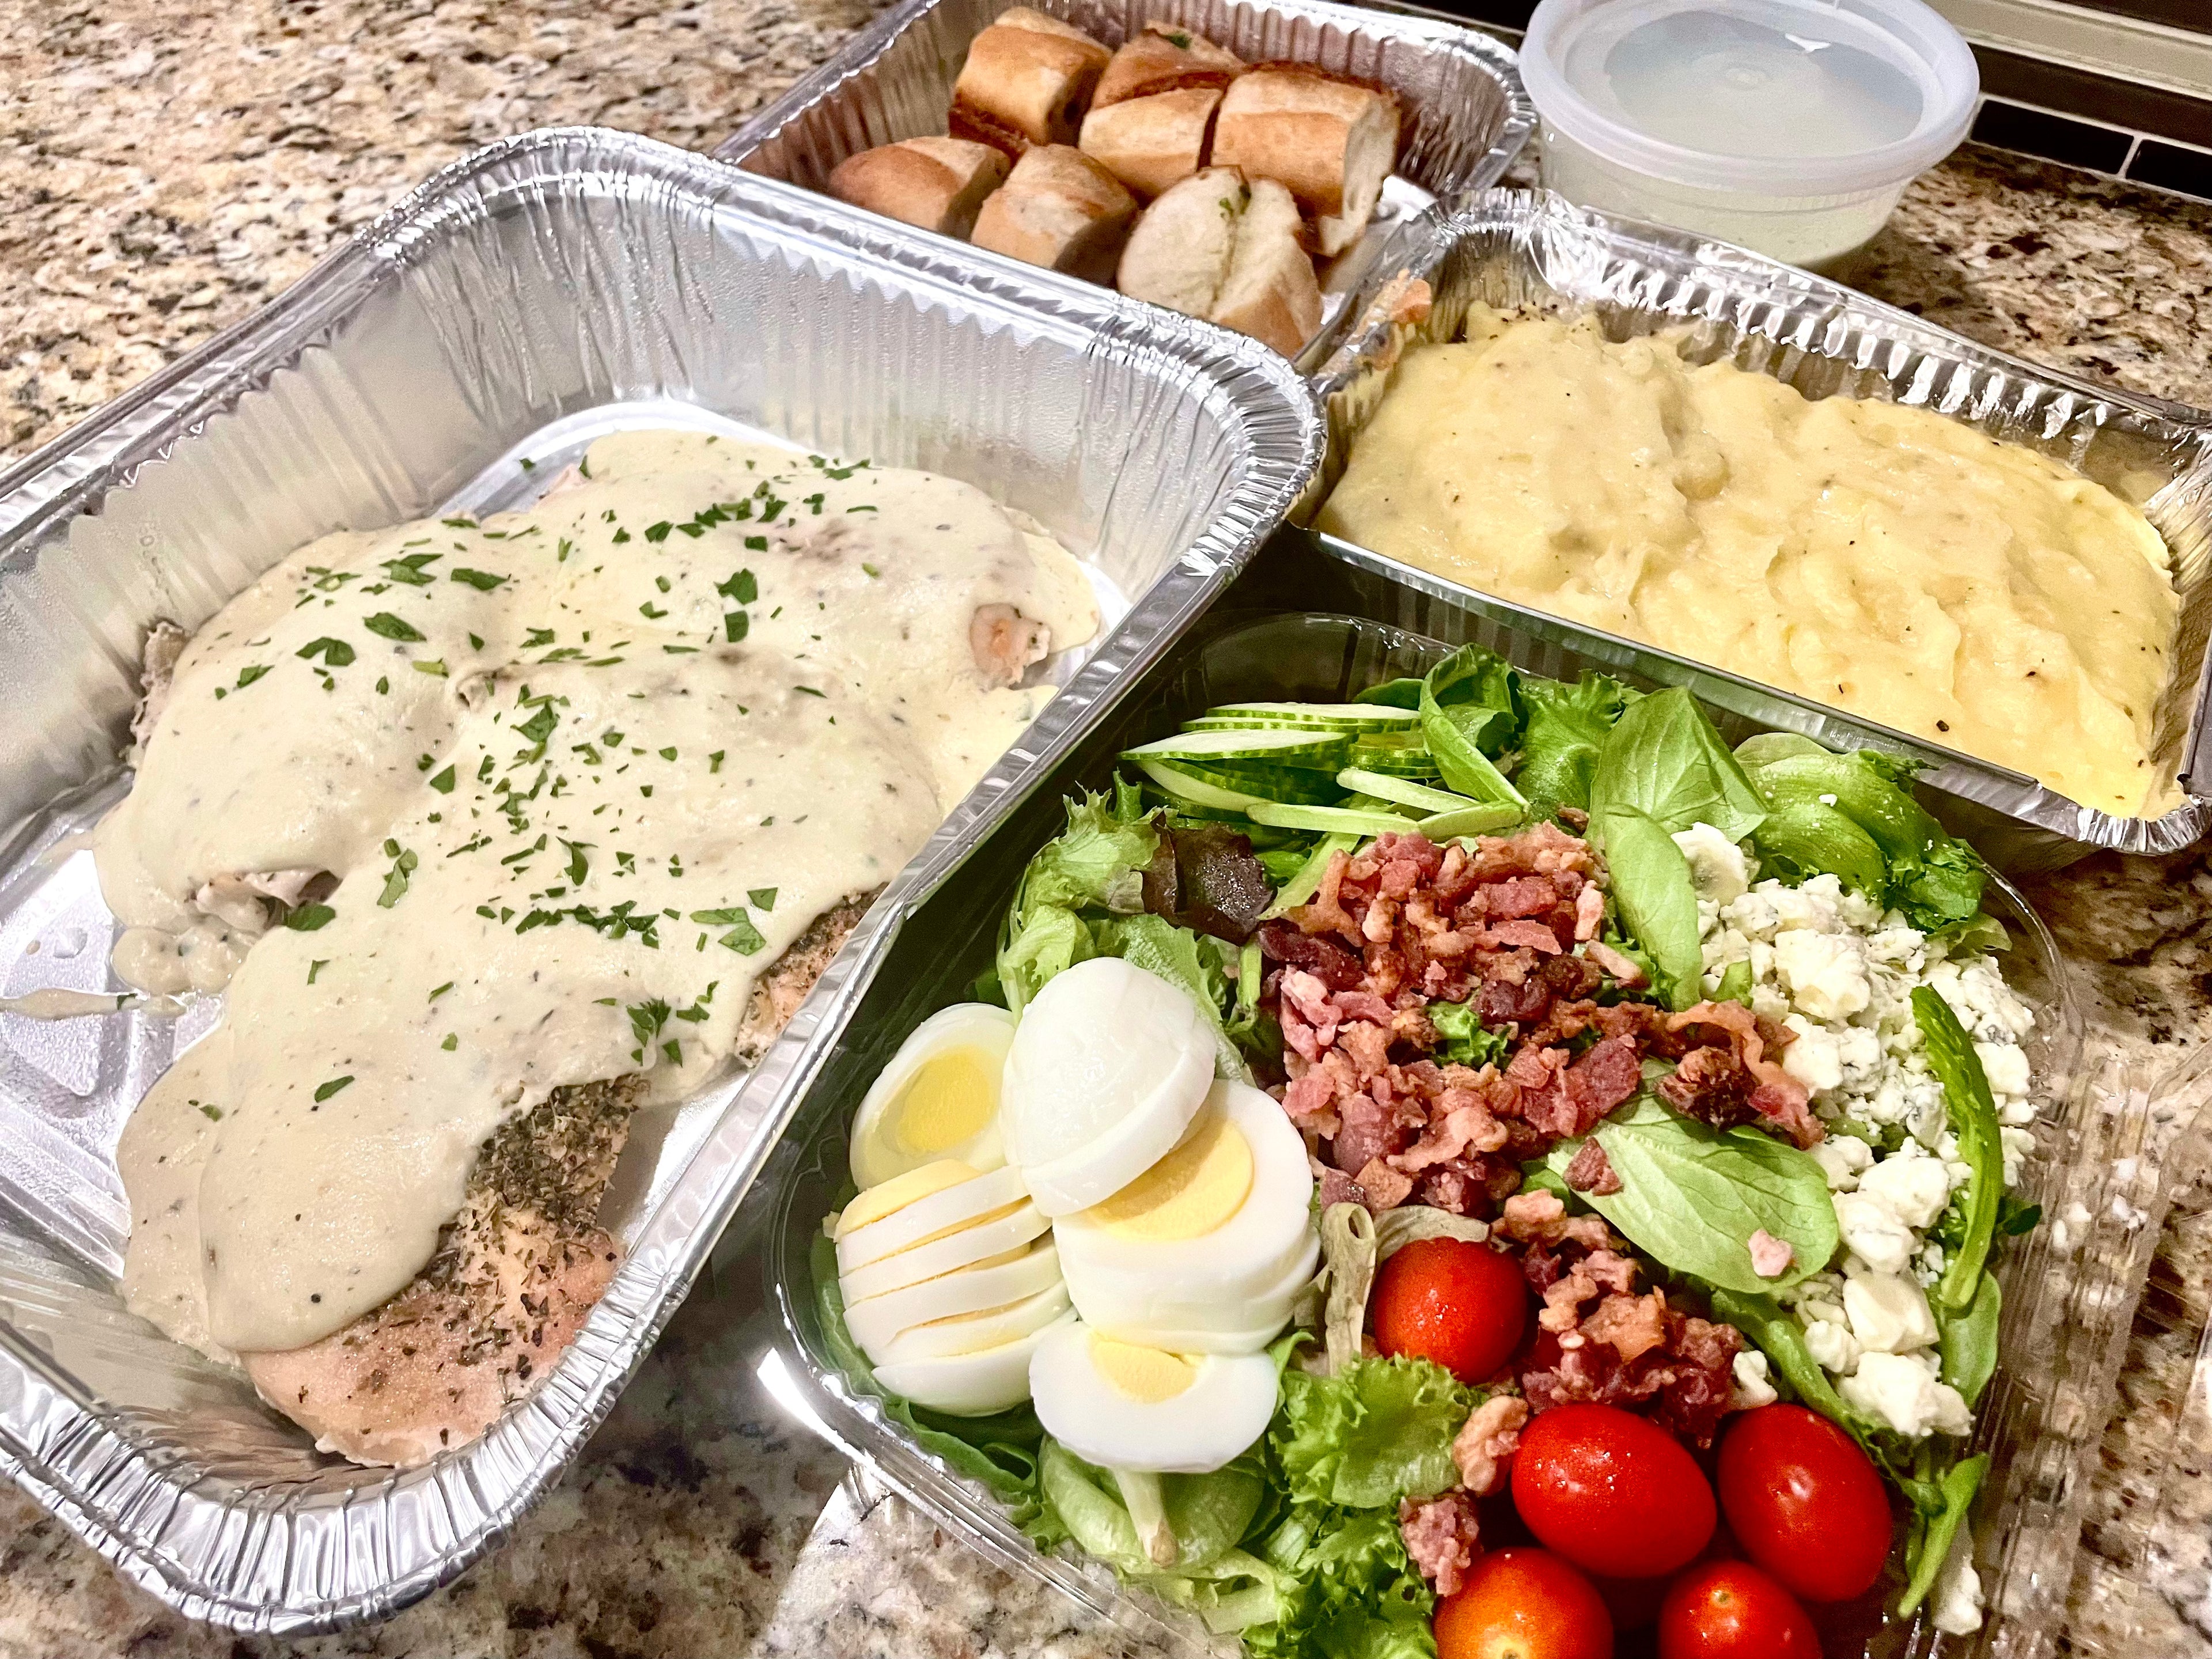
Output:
left=1115, top=167, right=1322, bottom=358
left=971, top=143, right=1138, bottom=283
left=1209, top=176, right=1323, bottom=356
left=826, top=138, right=1011, bottom=237
left=1078, top=86, right=1222, bottom=199
left=1093, top=21, right=1244, bottom=108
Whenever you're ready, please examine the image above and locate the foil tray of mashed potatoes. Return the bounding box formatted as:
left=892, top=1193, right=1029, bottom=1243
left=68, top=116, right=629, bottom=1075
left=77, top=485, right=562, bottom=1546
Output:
left=713, top=0, right=1532, bottom=370
left=0, top=127, right=1320, bottom=1634
left=1299, top=188, right=2212, bottom=869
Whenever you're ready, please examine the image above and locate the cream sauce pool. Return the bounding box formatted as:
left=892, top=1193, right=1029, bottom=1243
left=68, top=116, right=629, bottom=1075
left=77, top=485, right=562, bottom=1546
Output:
left=100, top=431, right=1097, bottom=1356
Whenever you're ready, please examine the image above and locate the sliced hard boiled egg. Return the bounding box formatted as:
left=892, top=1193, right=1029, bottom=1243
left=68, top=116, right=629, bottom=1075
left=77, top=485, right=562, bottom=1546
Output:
left=843, top=1238, right=1065, bottom=1362
left=849, top=1003, right=1016, bottom=1190
left=1029, top=1320, right=1278, bottom=1474
left=838, top=1195, right=1050, bottom=1305
left=1054, top=1080, right=1316, bottom=1352
left=835, top=1161, right=1029, bottom=1275
left=1000, top=957, right=1215, bottom=1217
left=876, top=1308, right=1077, bottom=1416
left=876, top=1283, right=1073, bottom=1365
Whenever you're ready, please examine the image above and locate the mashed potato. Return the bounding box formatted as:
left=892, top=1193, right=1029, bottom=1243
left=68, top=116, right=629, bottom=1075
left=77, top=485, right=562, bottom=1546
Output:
left=1318, top=308, right=2181, bottom=818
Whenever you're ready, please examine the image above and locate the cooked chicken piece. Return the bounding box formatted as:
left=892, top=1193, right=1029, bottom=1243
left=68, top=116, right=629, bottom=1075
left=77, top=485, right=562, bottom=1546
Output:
left=970, top=603, right=1052, bottom=687
left=128, top=620, right=190, bottom=760
left=244, top=892, right=878, bottom=1465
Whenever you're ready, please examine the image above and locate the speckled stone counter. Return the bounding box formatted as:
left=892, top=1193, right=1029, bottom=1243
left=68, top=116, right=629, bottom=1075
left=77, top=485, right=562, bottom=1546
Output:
left=5, top=4, right=2212, bottom=1656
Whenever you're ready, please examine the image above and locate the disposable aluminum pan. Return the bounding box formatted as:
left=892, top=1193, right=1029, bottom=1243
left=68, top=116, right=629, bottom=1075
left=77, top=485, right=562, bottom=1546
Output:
left=713, top=0, right=1533, bottom=370
left=751, top=535, right=2189, bottom=1658
left=1300, top=189, right=2212, bottom=870
left=0, top=127, right=1320, bottom=1633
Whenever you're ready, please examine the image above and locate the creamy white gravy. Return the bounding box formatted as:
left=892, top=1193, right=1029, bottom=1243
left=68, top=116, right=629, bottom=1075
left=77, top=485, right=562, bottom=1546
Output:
left=101, top=431, right=1096, bottom=1355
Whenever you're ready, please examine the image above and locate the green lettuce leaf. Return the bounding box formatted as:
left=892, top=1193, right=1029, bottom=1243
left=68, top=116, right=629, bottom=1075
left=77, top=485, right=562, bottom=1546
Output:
left=1419, top=645, right=1526, bottom=808
left=996, top=902, right=1096, bottom=1015
left=1095, top=912, right=1249, bottom=1081
left=1037, top=1439, right=1270, bottom=1578
left=1275, top=1355, right=1475, bottom=1509
left=1592, top=804, right=1706, bottom=1010
left=1590, top=687, right=1767, bottom=843
left=1429, top=1001, right=1509, bottom=1069
left=996, top=790, right=1158, bottom=1013
left=1516, top=671, right=1633, bottom=818
left=1245, top=1505, right=1435, bottom=1659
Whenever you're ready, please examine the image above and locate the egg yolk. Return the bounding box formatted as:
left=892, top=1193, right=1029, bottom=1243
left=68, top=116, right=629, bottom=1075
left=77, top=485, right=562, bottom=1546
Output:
left=1090, top=1334, right=1200, bottom=1403
left=1085, top=1110, right=1252, bottom=1241
left=887, top=1046, right=1000, bottom=1156
left=836, top=1158, right=979, bottom=1237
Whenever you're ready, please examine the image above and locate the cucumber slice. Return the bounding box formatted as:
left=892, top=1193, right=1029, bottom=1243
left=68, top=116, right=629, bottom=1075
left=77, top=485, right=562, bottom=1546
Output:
left=1130, top=757, right=1270, bottom=813
left=1336, top=769, right=1472, bottom=814
left=1347, top=744, right=1442, bottom=778
left=1183, top=762, right=1346, bottom=805
left=1263, top=832, right=1358, bottom=918
left=1420, top=802, right=1524, bottom=839
left=1248, top=801, right=1421, bottom=837
left=1207, top=700, right=1421, bottom=732
left=1127, top=727, right=1351, bottom=766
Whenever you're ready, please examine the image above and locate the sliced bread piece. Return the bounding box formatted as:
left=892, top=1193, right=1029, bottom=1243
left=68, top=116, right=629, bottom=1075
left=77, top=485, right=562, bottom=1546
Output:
left=1211, top=65, right=1400, bottom=256
left=1209, top=176, right=1323, bottom=357
left=827, top=138, right=1011, bottom=237
left=950, top=7, right=1112, bottom=153
left=971, top=144, right=1138, bottom=283
left=1078, top=85, right=1222, bottom=199
left=1115, top=165, right=1245, bottom=317
left=1093, top=21, right=1244, bottom=108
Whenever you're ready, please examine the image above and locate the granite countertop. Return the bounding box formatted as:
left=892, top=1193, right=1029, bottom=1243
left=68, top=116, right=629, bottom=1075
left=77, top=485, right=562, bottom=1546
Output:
left=5, top=2, right=2212, bottom=1656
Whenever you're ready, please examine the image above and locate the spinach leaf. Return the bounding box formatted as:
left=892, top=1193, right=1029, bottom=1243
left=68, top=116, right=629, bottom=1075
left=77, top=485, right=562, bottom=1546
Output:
left=1750, top=802, right=1888, bottom=896
left=1914, top=987, right=2003, bottom=1313
left=1419, top=645, right=1525, bottom=808
left=1898, top=1453, right=1987, bottom=1619
left=1517, top=671, right=1633, bottom=819
left=1734, top=732, right=1827, bottom=768
left=1710, top=1287, right=1880, bottom=1441
left=1939, top=1271, right=2001, bottom=1410
left=1592, top=805, right=1705, bottom=1010
left=1430, top=1001, right=1509, bottom=1069
left=1590, top=687, right=1767, bottom=843
left=1548, top=1097, right=1838, bottom=1293
left=1746, top=750, right=1987, bottom=928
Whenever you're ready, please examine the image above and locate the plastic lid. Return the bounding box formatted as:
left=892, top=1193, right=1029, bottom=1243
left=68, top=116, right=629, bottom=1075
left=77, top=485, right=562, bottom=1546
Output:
left=1522, top=0, right=1979, bottom=195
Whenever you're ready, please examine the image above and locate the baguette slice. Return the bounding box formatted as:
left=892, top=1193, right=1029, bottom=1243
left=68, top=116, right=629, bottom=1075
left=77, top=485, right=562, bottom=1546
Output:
left=1115, top=166, right=1245, bottom=317
left=1078, top=86, right=1222, bottom=199
left=1117, top=168, right=1323, bottom=358
left=1093, top=21, right=1244, bottom=108
left=827, top=138, right=1010, bottom=237
left=971, top=144, right=1138, bottom=283
left=951, top=7, right=1112, bottom=153
left=1211, top=65, right=1400, bottom=256
left=1209, top=176, right=1323, bottom=357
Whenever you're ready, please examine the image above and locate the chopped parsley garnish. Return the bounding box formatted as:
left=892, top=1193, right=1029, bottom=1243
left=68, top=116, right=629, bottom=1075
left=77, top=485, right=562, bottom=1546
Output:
left=644, top=521, right=673, bottom=544
left=449, top=567, right=508, bottom=590
left=414, top=658, right=448, bottom=676
left=744, top=535, right=767, bottom=552
left=717, top=569, right=756, bottom=602
left=428, top=764, right=456, bottom=793
left=376, top=676, right=390, bottom=694
left=234, top=664, right=271, bottom=690
left=441, top=1033, right=458, bottom=1051
left=382, top=551, right=440, bottom=586
left=365, top=612, right=426, bottom=643
left=377, top=840, right=418, bottom=907
left=749, top=888, right=778, bottom=911
left=658, top=746, right=678, bottom=761
left=306, top=960, right=329, bottom=984
left=562, top=839, right=591, bottom=885
left=516, top=703, right=559, bottom=745
left=724, top=612, right=749, bottom=643
left=285, top=904, right=336, bottom=932
left=199, top=1103, right=223, bottom=1121
left=298, top=637, right=356, bottom=666
left=313, top=1075, right=354, bottom=1103
left=441, top=516, right=478, bottom=529
left=861, top=563, right=881, bottom=577
left=428, top=981, right=454, bottom=1002
left=639, top=602, right=668, bottom=619
left=794, top=685, right=825, bottom=698
left=524, top=627, right=557, bottom=648
left=708, top=750, right=725, bottom=773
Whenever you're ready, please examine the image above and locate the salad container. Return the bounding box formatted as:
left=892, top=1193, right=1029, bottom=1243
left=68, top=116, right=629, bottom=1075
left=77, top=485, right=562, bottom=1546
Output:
left=0, top=127, right=1321, bottom=1633
left=1302, top=188, right=2212, bottom=871
left=752, top=532, right=2199, bottom=1659
left=713, top=0, right=1535, bottom=370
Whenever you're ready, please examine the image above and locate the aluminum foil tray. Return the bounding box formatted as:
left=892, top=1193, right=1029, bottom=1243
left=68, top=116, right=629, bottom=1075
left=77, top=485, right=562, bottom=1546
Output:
left=750, top=534, right=2200, bottom=1658
left=1300, top=188, right=2212, bottom=871
left=0, top=126, right=1321, bottom=1633
left=713, top=0, right=1533, bottom=370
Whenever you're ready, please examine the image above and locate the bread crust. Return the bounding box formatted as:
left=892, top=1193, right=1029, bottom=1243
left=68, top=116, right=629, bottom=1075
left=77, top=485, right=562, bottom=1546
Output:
left=971, top=144, right=1138, bottom=283
left=1078, top=86, right=1222, bottom=199
left=952, top=7, right=1111, bottom=151
left=1093, top=21, right=1244, bottom=108
left=1211, top=63, right=1400, bottom=245
left=827, top=138, right=1010, bottom=237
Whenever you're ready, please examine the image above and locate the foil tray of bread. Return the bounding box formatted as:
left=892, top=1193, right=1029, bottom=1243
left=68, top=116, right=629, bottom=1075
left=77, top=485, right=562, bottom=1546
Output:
left=1299, top=189, right=2212, bottom=869
left=0, top=126, right=1320, bottom=1634
left=742, top=540, right=2196, bottom=1659
left=714, top=0, right=1531, bottom=368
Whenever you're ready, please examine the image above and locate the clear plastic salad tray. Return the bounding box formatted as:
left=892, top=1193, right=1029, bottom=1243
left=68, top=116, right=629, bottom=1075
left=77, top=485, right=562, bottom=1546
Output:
left=1302, top=189, right=2212, bottom=871
left=753, top=532, right=2200, bottom=1659
left=0, top=127, right=1321, bottom=1633
left=713, top=0, right=1533, bottom=370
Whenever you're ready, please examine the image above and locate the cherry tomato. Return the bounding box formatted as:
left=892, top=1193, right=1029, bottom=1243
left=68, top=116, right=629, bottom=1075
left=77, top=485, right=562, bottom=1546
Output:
left=1434, top=1546, right=1615, bottom=1659
left=1511, top=1404, right=1716, bottom=1578
left=1371, top=1236, right=1529, bottom=1384
left=1717, top=1403, right=1892, bottom=1601
left=1657, top=1560, right=1821, bottom=1659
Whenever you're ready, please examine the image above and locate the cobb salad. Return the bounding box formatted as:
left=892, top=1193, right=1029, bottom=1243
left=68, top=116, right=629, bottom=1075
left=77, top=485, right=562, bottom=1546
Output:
left=812, top=638, right=2043, bottom=1658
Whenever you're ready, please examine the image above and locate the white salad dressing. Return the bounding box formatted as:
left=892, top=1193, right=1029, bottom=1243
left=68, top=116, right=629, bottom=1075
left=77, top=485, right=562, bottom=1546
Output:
left=99, top=430, right=1096, bottom=1357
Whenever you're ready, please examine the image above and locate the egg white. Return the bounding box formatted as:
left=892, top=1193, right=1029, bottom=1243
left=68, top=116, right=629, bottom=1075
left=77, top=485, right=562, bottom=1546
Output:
left=843, top=1238, right=1065, bottom=1363
left=837, top=1200, right=1051, bottom=1304
left=876, top=1308, right=1077, bottom=1416
left=1028, top=1320, right=1279, bottom=1474
left=876, top=1283, right=1073, bottom=1365
left=1000, top=957, right=1215, bottom=1218
left=836, top=1162, right=1030, bottom=1275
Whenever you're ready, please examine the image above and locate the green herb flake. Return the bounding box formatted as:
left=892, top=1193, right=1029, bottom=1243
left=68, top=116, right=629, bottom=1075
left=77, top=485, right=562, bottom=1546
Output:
left=450, top=567, right=508, bottom=591
left=199, top=1102, right=224, bottom=1121
left=314, top=1075, right=354, bottom=1103
left=364, top=612, right=427, bottom=643
left=285, top=903, right=336, bottom=933
left=428, top=764, right=457, bottom=794
left=442, top=1033, right=459, bottom=1051
left=377, top=840, right=419, bottom=908
left=708, top=750, right=725, bottom=773
left=298, top=637, right=356, bottom=667
left=748, top=887, right=778, bottom=911
left=306, top=960, right=329, bottom=984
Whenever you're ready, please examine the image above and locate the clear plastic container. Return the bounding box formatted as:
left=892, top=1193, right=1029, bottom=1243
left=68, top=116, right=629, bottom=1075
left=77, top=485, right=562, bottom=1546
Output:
left=1521, top=0, right=1979, bottom=268
left=753, top=534, right=2198, bottom=1658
